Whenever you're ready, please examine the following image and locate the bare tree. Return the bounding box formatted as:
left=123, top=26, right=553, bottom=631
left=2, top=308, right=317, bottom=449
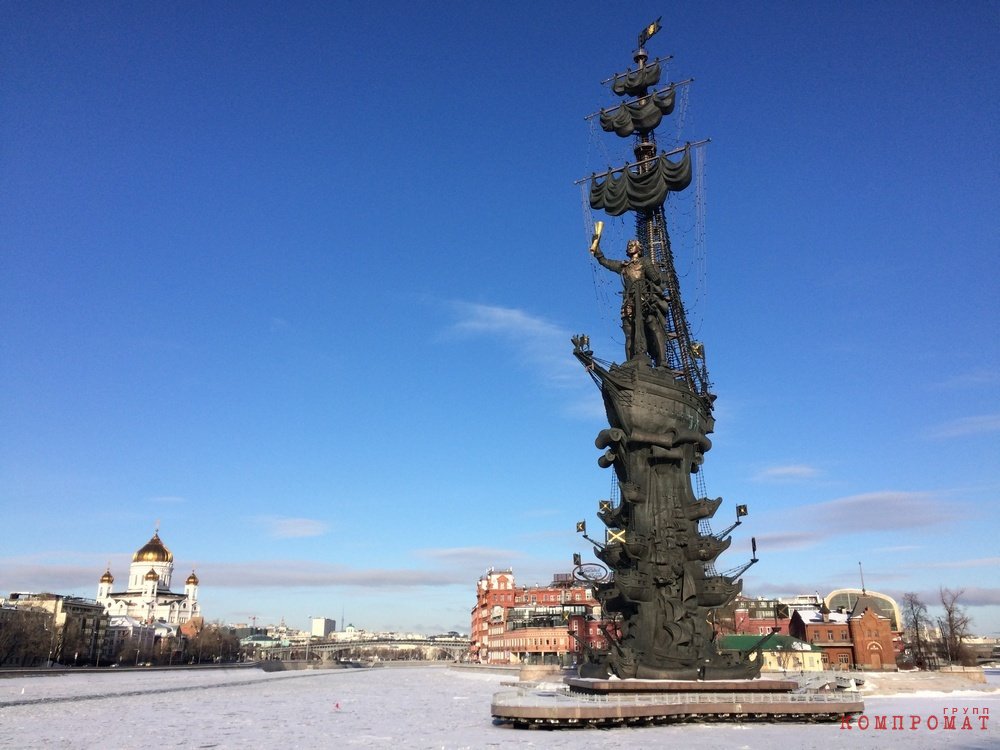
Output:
left=117, top=635, right=145, bottom=666
left=937, top=588, right=972, bottom=665
left=185, top=622, right=240, bottom=663
left=901, top=592, right=930, bottom=668
left=712, top=599, right=738, bottom=635
left=0, top=610, right=51, bottom=667
left=58, top=618, right=90, bottom=665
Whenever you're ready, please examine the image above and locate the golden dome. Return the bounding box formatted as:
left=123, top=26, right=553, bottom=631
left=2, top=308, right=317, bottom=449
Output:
left=133, top=532, right=173, bottom=563
left=144, top=568, right=160, bottom=581
left=100, top=569, right=114, bottom=584
left=186, top=571, right=199, bottom=585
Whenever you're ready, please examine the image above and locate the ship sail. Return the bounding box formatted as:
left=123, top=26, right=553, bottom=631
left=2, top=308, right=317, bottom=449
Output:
left=611, top=60, right=662, bottom=96
left=589, top=147, right=691, bottom=215
left=599, top=85, right=676, bottom=136
left=582, top=45, right=710, bottom=400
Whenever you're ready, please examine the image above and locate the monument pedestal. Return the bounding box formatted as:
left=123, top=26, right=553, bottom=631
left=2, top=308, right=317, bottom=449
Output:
left=491, top=676, right=863, bottom=728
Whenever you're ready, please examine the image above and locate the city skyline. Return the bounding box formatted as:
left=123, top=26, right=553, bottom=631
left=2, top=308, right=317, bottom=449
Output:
left=2, top=3, right=998, bottom=635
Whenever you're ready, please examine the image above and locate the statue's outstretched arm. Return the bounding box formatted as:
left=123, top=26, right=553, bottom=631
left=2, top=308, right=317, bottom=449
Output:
left=593, top=252, right=622, bottom=273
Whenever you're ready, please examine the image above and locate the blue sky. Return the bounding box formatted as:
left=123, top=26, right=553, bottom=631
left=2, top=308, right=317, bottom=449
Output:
left=2, top=2, right=998, bottom=636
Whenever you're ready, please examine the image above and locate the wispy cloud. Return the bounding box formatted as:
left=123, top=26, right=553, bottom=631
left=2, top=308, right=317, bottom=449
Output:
left=444, top=302, right=580, bottom=386
left=751, top=531, right=823, bottom=552
left=0, top=562, right=109, bottom=591
left=256, top=516, right=330, bottom=539
left=894, top=587, right=1000, bottom=609
left=0, top=550, right=489, bottom=594
left=924, top=413, right=1000, bottom=439
left=753, top=464, right=822, bottom=482
left=956, top=587, right=1000, bottom=607
left=932, top=369, right=1000, bottom=389
left=564, top=396, right=608, bottom=421
left=872, top=545, right=921, bottom=553
left=147, top=495, right=186, bottom=504
left=202, top=561, right=469, bottom=588
left=413, top=546, right=524, bottom=568
left=741, top=578, right=826, bottom=598
left=744, top=491, right=950, bottom=562
left=919, top=556, right=1000, bottom=569
left=807, top=491, right=944, bottom=532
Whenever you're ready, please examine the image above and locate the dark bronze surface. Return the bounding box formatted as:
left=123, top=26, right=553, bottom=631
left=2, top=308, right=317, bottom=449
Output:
left=573, top=33, right=759, bottom=682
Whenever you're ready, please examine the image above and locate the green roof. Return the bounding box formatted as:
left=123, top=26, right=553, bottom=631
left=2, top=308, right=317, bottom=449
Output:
left=719, top=634, right=819, bottom=652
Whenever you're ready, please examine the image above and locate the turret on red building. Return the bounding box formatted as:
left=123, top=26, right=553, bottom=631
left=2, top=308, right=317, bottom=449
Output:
left=470, top=568, right=606, bottom=666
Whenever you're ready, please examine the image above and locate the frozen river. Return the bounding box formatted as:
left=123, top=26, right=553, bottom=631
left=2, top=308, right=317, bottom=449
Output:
left=1, top=665, right=997, bottom=749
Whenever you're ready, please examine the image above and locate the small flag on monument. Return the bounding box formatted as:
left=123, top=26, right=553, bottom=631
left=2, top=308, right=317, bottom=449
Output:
left=638, top=17, right=662, bottom=48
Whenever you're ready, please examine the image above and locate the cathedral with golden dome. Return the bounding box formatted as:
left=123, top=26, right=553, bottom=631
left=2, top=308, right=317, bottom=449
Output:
left=96, top=529, right=201, bottom=625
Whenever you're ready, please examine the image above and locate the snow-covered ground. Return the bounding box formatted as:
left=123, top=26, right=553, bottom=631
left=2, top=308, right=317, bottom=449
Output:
left=1, top=666, right=997, bottom=749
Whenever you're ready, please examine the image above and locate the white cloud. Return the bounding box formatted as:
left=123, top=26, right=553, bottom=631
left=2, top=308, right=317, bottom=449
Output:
left=751, top=531, right=822, bottom=551
left=807, top=491, right=944, bottom=532
left=933, top=369, right=1000, bottom=389
left=413, top=546, right=524, bottom=567
left=872, top=545, right=921, bottom=553
left=257, top=516, right=330, bottom=539
left=920, top=556, right=1000, bottom=569
left=202, top=561, right=469, bottom=588
left=444, top=302, right=581, bottom=386
left=957, top=587, right=1000, bottom=606
left=741, top=491, right=949, bottom=563
left=147, top=495, right=186, bottom=504
left=752, top=464, right=822, bottom=481
left=925, top=413, right=1000, bottom=439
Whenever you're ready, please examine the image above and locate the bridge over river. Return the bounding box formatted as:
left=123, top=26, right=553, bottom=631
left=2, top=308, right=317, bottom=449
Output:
left=262, top=638, right=470, bottom=663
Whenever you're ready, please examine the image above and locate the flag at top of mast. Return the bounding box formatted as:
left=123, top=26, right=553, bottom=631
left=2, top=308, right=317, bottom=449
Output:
left=637, top=17, right=661, bottom=49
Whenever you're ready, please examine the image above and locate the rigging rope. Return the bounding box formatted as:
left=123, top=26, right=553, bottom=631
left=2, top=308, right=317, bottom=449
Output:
left=693, top=145, right=708, bottom=338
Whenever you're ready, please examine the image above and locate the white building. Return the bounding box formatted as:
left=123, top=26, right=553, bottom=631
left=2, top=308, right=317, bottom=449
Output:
left=96, top=530, right=201, bottom=626
left=311, top=617, right=336, bottom=639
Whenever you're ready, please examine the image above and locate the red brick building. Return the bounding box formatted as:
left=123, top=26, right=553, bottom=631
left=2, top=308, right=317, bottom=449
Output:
left=722, top=596, right=791, bottom=636
left=789, top=604, right=855, bottom=670
left=470, top=569, right=605, bottom=665
left=789, top=596, right=898, bottom=671
left=848, top=597, right=897, bottom=671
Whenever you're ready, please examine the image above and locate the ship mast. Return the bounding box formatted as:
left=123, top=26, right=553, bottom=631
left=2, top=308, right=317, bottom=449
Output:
left=571, top=20, right=758, bottom=683
left=585, top=25, right=712, bottom=405
left=631, top=47, right=710, bottom=400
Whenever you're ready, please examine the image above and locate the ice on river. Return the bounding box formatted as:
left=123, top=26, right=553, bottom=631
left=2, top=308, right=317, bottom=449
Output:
left=1, top=665, right=997, bottom=749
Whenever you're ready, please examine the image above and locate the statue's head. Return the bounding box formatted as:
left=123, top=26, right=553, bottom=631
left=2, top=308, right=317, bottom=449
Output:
left=626, top=239, right=643, bottom=258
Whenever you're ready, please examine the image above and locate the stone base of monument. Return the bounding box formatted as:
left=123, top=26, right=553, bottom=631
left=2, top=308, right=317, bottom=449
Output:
left=491, top=676, right=864, bottom=728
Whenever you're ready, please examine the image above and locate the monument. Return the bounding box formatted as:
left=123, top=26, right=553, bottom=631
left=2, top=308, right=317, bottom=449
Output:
left=568, top=22, right=756, bottom=683
left=492, top=20, right=864, bottom=726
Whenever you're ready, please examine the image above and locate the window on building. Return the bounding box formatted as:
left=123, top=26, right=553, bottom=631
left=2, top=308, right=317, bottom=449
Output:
left=827, top=630, right=833, bottom=640
left=839, top=654, right=850, bottom=664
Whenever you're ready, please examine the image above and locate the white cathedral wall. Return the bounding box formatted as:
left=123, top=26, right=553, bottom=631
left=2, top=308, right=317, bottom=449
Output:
left=128, top=559, right=173, bottom=590
left=100, top=563, right=199, bottom=625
